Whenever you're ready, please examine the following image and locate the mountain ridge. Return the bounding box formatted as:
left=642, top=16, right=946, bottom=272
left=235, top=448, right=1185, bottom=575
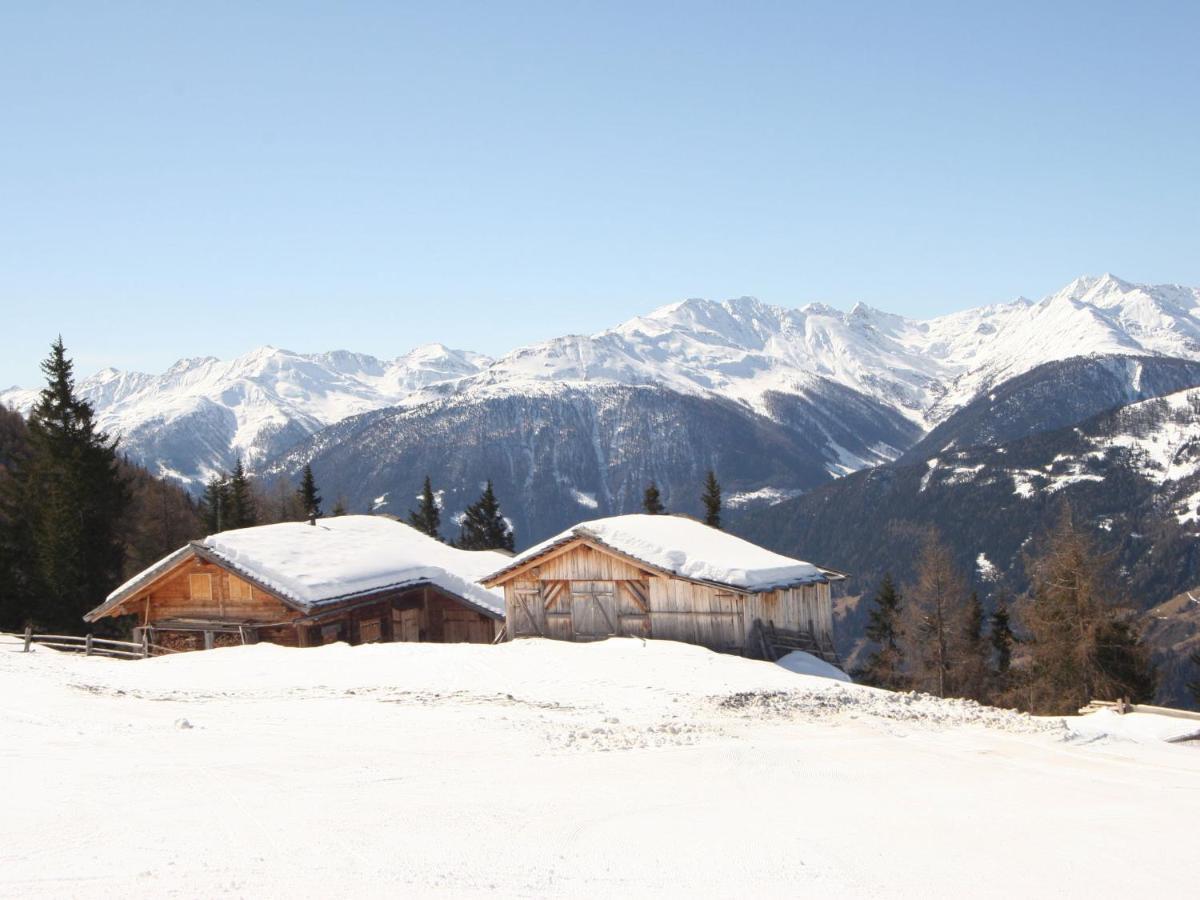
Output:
left=4, top=274, right=1200, bottom=489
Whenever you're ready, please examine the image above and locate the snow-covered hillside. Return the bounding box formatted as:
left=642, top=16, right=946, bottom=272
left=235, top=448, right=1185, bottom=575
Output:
left=4, top=273, right=1199, bottom=489
left=2, top=636, right=1196, bottom=897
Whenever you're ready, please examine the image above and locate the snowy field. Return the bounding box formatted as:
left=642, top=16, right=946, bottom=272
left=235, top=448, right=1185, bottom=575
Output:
left=2, top=636, right=1197, bottom=898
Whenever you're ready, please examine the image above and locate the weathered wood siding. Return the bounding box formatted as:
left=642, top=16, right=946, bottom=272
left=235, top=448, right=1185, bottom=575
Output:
left=135, top=557, right=295, bottom=626
left=744, top=583, right=833, bottom=646
left=501, top=540, right=834, bottom=654
left=110, top=555, right=499, bottom=651
left=647, top=577, right=743, bottom=651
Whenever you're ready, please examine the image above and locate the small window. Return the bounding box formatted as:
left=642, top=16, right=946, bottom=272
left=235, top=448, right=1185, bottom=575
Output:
left=189, top=573, right=213, bottom=602
left=227, top=576, right=253, bottom=602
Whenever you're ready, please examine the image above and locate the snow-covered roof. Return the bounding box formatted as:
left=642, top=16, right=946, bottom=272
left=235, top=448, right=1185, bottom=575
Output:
left=486, top=514, right=842, bottom=592
left=88, top=515, right=505, bottom=621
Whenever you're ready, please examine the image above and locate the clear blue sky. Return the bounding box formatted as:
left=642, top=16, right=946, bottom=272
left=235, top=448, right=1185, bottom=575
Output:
left=2, top=1, right=1198, bottom=387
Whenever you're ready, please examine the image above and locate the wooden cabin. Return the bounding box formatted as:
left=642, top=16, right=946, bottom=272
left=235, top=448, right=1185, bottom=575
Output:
left=84, top=516, right=505, bottom=652
left=482, top=514, right=845, bottom=662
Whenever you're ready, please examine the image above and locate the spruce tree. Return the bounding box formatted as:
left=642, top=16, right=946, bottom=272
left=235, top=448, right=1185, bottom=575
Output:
left=701, top=470, right=721, bottom=528
left=456, top=480, right=514, bottom=551
left=642, top=481, right=665, bottom=515
left=200, top=474, right=230, bottom=533
left=990, top=600, right=1015, bottom=676
left=408, top=475, right=441, bottom=540
left=0, top=405, right=33, bottom=630
left=226, top=457, right=258, bottom=529
left=297, top=464, right=322, bottom=520
left=1188, top=649, right=1200, bottom=706
left=956, top=591, right=991, bottom=701
left=17, top=338, right=130, bottom=632
left=858, top=572, right=907, bottom=690
left=332, top=496, right=349, bottom=517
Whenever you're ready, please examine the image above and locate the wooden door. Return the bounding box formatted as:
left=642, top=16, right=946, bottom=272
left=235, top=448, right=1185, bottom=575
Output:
left=392, top=607, right=421, bottom=642
left=511, top=585, right=543, bottom=636
left=616, top=580, right=652, bottom=638
left=570, top=581, right=617, bottom=640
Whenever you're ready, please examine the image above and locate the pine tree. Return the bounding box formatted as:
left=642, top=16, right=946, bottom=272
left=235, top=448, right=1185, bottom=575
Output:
left=200, top=474, right=230, bottom=533
left=858, top=573, right=907, bottom=690
left=14, top=338, right=130, bottom=632
left=1023, top=506, right=1157, bottom=713
left=701, top=470, right=721, bottom=528
left=904, top=532, right=968, bottom=698
left=642, top=481, right=665, bottom=515
left=408, top=475, right=441, bottom=540
left=456, top=480, right=514, bottom=551
left=332, top=496, right=349, bottom=517
left=297, top=464, right=322, bottom=520
left=226, top=457, right=258, bottom=529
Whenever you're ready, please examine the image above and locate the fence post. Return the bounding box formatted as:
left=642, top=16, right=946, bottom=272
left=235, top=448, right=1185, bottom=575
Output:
left=141, top=630, right=149, bottom=659
left=23, top=625, right=32, bottom=652
left=85, top=633, right=93, bottom=656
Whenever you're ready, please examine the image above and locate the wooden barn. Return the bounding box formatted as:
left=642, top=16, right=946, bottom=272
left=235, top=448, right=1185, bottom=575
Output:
left=84, top=515, right=506, bottom=652
left=482, top=514, right=845, bottom=662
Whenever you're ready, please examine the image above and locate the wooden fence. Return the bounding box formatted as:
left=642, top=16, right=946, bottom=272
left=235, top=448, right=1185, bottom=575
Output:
left=1079, top=698, right=1200, bottom=723
left=21, top=625, right=152, bottom=660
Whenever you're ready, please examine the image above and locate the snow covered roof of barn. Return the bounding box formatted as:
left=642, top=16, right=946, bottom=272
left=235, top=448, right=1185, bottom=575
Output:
left=87, top=515, right=506, bottom=621
left=485, top=514, right=843, bottom=592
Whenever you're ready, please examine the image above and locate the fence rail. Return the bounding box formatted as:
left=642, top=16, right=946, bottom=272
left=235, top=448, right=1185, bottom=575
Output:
left=1079, top=698, right=1200, bottom=722
left=22, top=626, right=148, bottom=660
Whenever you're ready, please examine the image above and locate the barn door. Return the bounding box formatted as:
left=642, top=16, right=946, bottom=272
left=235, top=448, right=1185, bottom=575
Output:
left=391, top=607, right=421, bottom=642
left=616, top=580, right=652, bottom=638
left=512, top=585, right=543, bottom=636
left=570, top=581, right=617, bottom=640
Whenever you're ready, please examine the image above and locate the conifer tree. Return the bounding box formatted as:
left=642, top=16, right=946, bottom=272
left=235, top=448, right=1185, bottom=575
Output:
left=200, top=474, right=229, bottom=533
left=408, top=475, right=441, bottom=540
left=1188, top=650, right=1200, bottom=706
left=0, top=405, right=34, bottom=629
left=642, top=481, right=665, bottom=515
left=1023, top=506, right=1157, bottom=713
left=332, top=496, right=348, bottom=517
left=297, top=464, right=322, bottom=520
left=456, top=480, right=514, bottom=551
left=15, top=338, right=130, bottom=632
left=955, top=591, right=991, bottom=701
left=905, top=532, right=968, bottom=698
left=226, top=457, right=258, bottom=529
left=701, top=470, right=721, bottom=528
left=858, top=573, right=907, bottom=690
left=990, top=600, right=1015, bottom=676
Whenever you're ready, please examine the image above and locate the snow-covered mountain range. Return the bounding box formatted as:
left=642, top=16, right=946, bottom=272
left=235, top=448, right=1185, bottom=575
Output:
left=4, top=273, right=1200, bottom=491
left=2, top=344, right=492, bottom=484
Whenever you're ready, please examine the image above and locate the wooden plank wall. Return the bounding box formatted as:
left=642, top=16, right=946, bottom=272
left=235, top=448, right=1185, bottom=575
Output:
left=130, top=557, right=296, bottom=626
left=503, top=541, right=835, bottom=654
left=743, top=584, right=834, bottom=645
left=646, top=578, right=743, bottom=651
